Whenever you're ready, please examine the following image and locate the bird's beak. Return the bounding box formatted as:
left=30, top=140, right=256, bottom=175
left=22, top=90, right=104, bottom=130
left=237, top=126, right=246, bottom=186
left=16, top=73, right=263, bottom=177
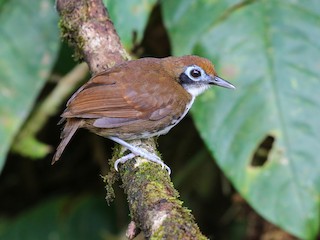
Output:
left=209, top=76, right=235, bottom=89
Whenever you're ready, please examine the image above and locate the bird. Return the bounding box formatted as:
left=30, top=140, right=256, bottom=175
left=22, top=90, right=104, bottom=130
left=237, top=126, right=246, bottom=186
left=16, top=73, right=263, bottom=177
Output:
left=52, top=55, right=235, bottom=174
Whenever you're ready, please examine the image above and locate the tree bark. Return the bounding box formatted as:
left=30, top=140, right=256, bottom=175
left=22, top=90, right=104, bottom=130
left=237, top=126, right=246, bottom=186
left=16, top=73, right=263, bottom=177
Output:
left=56, top=0, right=207, bottom=239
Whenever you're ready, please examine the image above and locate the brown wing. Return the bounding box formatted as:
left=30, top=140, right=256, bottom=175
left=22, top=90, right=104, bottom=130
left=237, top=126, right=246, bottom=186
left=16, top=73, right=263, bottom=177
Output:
left=61, top=59, right=191, bottom=128
left=63, top=78, right=141, bottom=119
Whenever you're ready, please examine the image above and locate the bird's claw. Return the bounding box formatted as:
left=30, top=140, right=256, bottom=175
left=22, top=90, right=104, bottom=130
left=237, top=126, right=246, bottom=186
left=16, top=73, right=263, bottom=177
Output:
left=114, top=152, right=171, bottom=175
left=114, top=153, right=135, bottom=171
left=159, top=161, right=171, bottom=175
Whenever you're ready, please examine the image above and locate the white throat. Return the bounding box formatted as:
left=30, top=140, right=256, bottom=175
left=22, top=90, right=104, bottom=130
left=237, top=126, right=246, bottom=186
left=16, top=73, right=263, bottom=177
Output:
left=183, top=84, right=211, bottom=97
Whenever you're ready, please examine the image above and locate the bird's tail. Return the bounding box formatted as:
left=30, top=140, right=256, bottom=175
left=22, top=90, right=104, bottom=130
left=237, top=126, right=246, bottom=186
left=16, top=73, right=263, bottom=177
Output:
left=52, top=119, right=83, bottom=164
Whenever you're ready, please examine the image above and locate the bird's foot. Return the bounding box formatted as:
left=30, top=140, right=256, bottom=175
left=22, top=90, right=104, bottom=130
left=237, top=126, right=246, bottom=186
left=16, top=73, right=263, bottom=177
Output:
left=110, top=137, right=171, bottom=174
left=114, top=152, right=171, bottom=174
left=114, top=153, right=135, bottom=171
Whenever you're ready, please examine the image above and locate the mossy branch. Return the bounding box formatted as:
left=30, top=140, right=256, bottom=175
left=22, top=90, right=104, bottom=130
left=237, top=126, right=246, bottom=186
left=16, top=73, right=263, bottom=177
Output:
left=56, top=0, right=207, bottom=238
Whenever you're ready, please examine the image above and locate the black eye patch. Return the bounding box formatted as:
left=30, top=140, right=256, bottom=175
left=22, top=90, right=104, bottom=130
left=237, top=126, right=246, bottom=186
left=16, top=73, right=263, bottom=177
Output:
left=179, top=72, right=194, bottom=84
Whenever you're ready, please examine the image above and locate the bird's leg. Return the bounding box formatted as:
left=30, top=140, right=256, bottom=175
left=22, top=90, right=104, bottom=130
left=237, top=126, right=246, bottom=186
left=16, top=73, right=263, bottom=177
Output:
left=109, top=136, right=171, bottom=174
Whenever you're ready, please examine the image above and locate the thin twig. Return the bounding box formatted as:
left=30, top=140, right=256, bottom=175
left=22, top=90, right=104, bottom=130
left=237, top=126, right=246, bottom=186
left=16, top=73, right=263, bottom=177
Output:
left=12, top=63, right=88, bottom=158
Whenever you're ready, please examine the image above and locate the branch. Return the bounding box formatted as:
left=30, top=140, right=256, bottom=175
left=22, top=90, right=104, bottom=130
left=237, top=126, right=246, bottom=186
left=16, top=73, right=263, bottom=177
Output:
left=56, top=0, right=129, bottom=74
left=12, top=63, right=88, bottom=158
left=56, top=0, right=207, bottom=238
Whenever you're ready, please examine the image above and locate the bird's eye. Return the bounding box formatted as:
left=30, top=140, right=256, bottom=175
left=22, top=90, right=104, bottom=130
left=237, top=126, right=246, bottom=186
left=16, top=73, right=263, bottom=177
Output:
left=190, top=69, right=201, bottom=78
left=182, top=65, right=205, bottom=82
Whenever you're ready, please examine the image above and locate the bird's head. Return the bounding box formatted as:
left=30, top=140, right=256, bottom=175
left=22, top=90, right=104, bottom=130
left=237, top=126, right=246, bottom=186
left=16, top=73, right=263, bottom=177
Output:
left=162, top=55, right=235, bottom=97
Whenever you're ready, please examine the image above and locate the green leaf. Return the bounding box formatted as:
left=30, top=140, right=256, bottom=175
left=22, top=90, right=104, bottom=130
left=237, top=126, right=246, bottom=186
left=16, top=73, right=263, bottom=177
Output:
left=103, top=0, right=157, bottom=51
left=12, top=135, right=51, bottom=159
left=163, top=0, right=320, bottom=238
left=0, top=0, right=60, bottom=171
left=0, top=195, right=117, bottom=239
left=162, top=0, right=244, bottom=56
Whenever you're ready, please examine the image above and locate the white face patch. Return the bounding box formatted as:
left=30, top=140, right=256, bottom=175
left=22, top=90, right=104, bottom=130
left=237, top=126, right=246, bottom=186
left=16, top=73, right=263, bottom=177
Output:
left=180, top=65, right=214, bottom=97
left=184, top=65, right=206, bottom=81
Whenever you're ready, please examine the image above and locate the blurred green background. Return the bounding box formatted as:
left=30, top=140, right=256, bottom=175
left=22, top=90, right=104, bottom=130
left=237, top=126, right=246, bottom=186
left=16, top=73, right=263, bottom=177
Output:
left=0, top=0, right=319, bottom=239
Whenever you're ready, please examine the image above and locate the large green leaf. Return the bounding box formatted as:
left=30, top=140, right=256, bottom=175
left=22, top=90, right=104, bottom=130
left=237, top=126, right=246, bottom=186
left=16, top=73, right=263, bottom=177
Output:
left=0, top=0, right=60, bottom=171
left=0, top=195, right=117, bottom=239
left=163, top=0, right=320, bottom=238
left=162, top=0, right=243, bottom=56
left=103, top=0, right=157, bottom=51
